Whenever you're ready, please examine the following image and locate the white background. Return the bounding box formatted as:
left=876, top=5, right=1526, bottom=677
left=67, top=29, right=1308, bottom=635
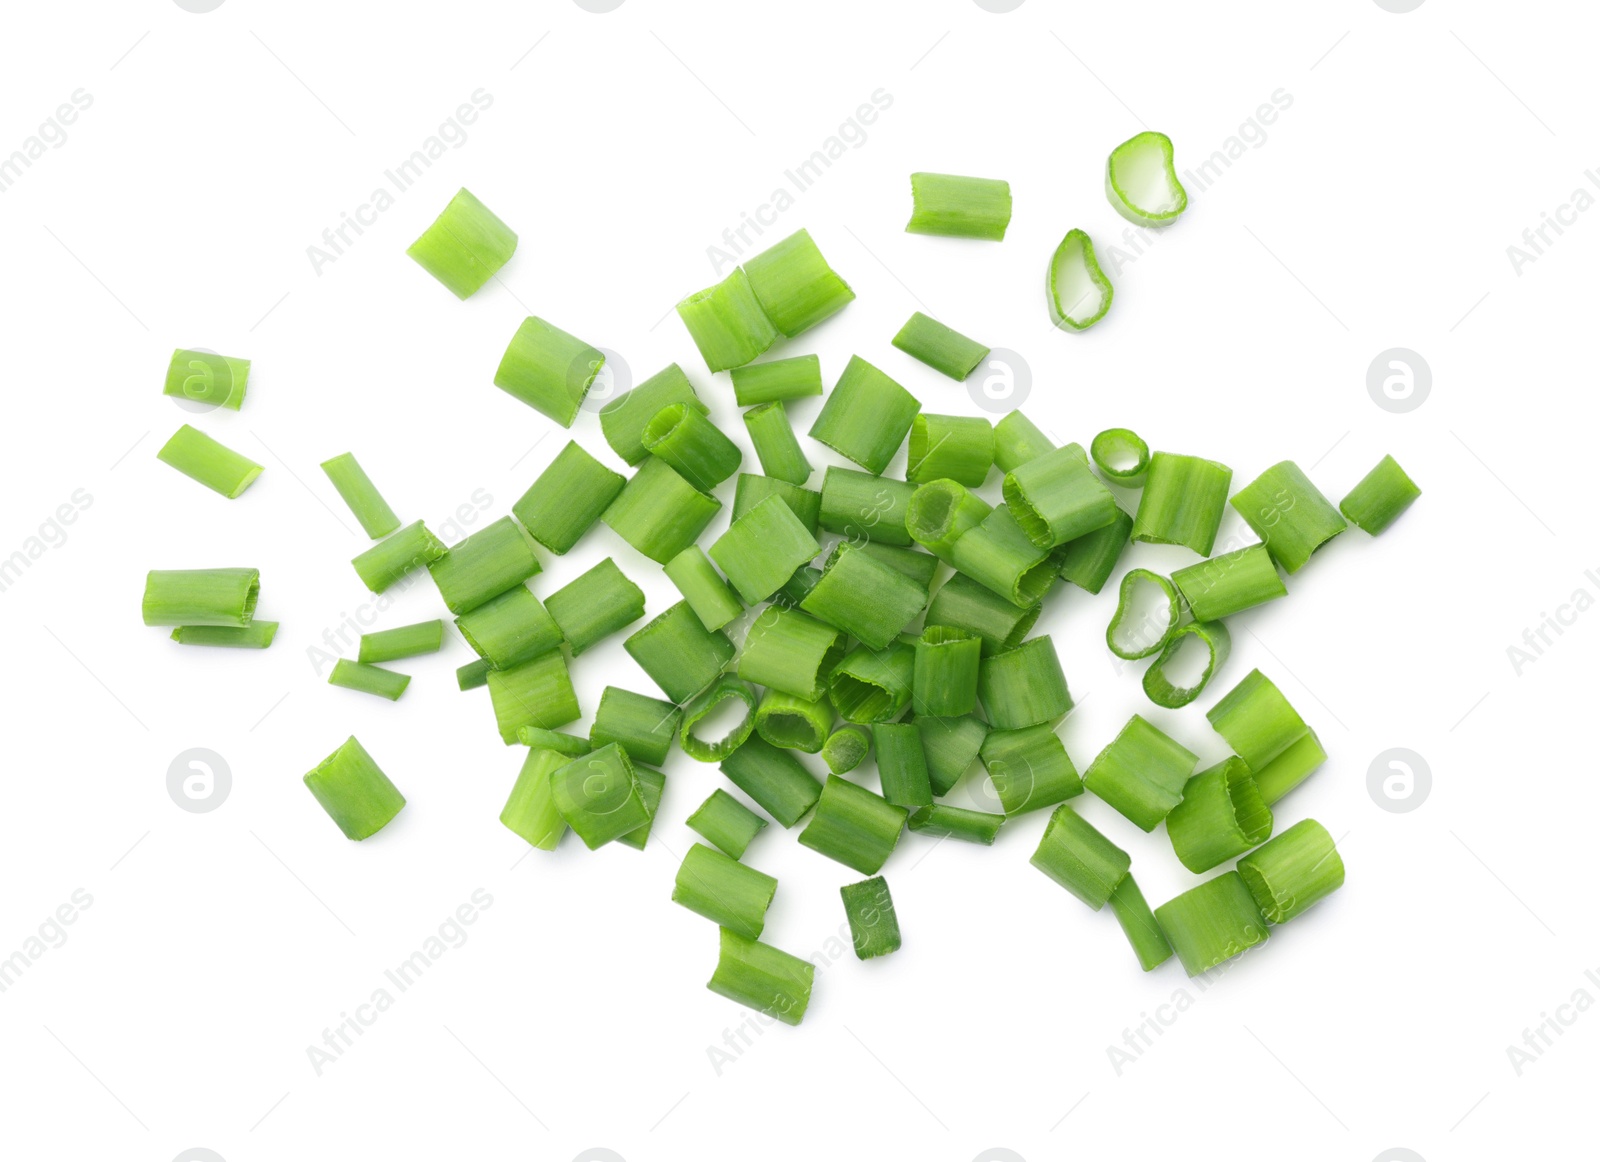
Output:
left=0, top=1, right=1592, bottom=1160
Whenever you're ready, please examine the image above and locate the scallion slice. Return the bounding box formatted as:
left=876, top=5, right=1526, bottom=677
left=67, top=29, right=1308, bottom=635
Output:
left=949, top=505, right=1060, bottom=608
left=320, top=452, right=401, bottom=539
left=456, top=585, right=563, bottom=670
left=830, top=541, right=939, bottom=587
left=808, top=355, right=921, bottom=475
left=456, top=658, right=492, bottom=691
left=590, top=686, right=682, bottom=768
left=720, top=736, right=823, bottom=827
left=912, top=626, right=982, bottom=717
left=599, top=363, right=710, bottom=467
left=742, top=228, right=855, bottom=337
left=303, top=736, right=406, bottom=840
left=1237, top=818, right=1345, bottom=924
left=915, top=713, right=989, bottom=796
left=351, top=521, right=447, bottom=593
left=1106, top=568, right=1181, bottom=661
left=872, top=722, right=934, bottom=809
left=644, top=401, right=744, bottom=492
left=799, top=775, right=908, bottom=874
left=907, top=803, right=1004, bottom=845
left=822, top=725, right=871, bottom=775
left=1107, top=875, right=1174, bottom=972
left=664, top=546, right=744, bottom=632
left=733, top=473, right=823, bottom=537
left=672, top=843, right=777, bottom=938
left=163, top=348, right=248, bottom=411
left=1154, top=872, right=1269, bottom=977
left=1340, top=454, right=1421, bottom=535
left=924, top=572, right=1040, bottom=656
left=142, top=568, right=259, bottom=628
left=492, top=316, right=605, bottom=427
left=1082, top=715, right=1197, bottom=832
left=1132, top=452, right=1233, bottom=556
left=512, top=441, right=626, bottom=555
left=980, top=724, right=1082, bottom=816
left=405, top=187, right=516, bottom=299
left=1166, top=756, right=1273, bottom=874
left=800, top=544, right=927, bottom=650
left=514, top=727, right=592, bottom=757
left=676, top=268, right=779, bottom=372
left=169, top=621, right=278, bottom=649
left=157, top=424, right=264, bottom=499
left=602, top=457, right=722, bottom=564
left=544, top=557, right=645, bottom=656
left=840, top=876, right=902, bottom=960
left=1047, top=229, right=1114, bottom=331
left=428, top=516, right=542, bottom=616
left=1170, top=544, right=1287, bottom=622
left=1056, top=507, right=1133, bottom=595
left=992, top=409, right=1055, bottom=473
left=500, top=747, right=568, bottom=851
left=977, top=636, right=1071, bottom=730
left=730, top=354, right=824, bottom=407
left=550, top=742, right=651, bottom=849
left=686, top=788, right=768, bottom=859
left=614, top=765, right=667, bottom=852
left=737, top=606, right=847, bottom=701
left=775, top=565, right=823, bottom=608
left=828, top=640, right=915, bottom=724
left=892, top=313, right=990, bottom=381
left=1230, top=460, right=1347, bottom=574
left=710, top=494, right=822, bottom=606
left=1106, top=131, right=1188, bottom=227
left=1251, top=729, right=1327, bottom=807
left=1205, top=668, right=1309, bottom=770
left=1029, top=805, right=1130, bottom=909
left=741, top=401, right=813, bottom=487
left=1089, top=428, right=1150, bottom=485
left=753, top=688, right=834, bottom=753
left=358, top=620, right=443, bottom=664
left=818, top=466, right=917, bottom=546
left=907, top=414, right=995, bottom=487
left=626, top=600, right=736, bottom=705
left=906, top=172, right=1012, bottom=240
left=1142, top=620, right=1231, bottom=709
left=487, top=651, right=580, bottom=744
left=906, top=478, right=993, bottom=564
left=707, top=929, right=814, bottom=1026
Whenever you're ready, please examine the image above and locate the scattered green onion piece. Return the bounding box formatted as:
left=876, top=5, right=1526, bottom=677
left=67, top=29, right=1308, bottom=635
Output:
left=1236, top=818, right=1345, bottom=924
left=980, top=724, right=1082, bottom=816
left=602, top=457, right=722, bottom=564
left=428, top=516, right=542, bottom=616
left=1132, top=452, right=1233, bottom=556
left=799, top=775, right=907, bottom=874
left=818, top=466, right=917, bottom=546
left=801, top=544, right=927, bottom=650
left=1029, top=805, right=1130, bottom=909
left=499, top=747, right=568, bottom=851
left=828, top=640, right=915, bottom=724
left=840, top=876, right=902, bottom=960
left=514, top=727, right=592, bottom=757
left=672, top=843, right=777, bottom=938
left=775, top=565, right=823, bottom=608
left=590, top=686, right=681, bottom=768
left=169, top=621, right=279, bottom=649
left=1142, top=620, right=1231, bottom=709
left=830, top=541, right=939, bottom=588
left=912, top=626, right=981, bottom=717
left=142, top=568, right=258, bottom=627
left=1166, top=756, right=1273, bottom=874
left=1154, top=872, right=1269, bottom=977
left=1106, top=131, right=1188, bottom=227
left=1107, top=874, right=1173, bottom=971
left=542, top=557, right=644, bottom=656
left=992, top=410, right=1055, bottom=473
left=907, top=414, right=995, bottom=488
left=754, top=689, right=833, bottom=753
left=351, top=521, right=447, bottom=593
left=892, top=313, right=990, bottom=381
left=456, top=658, right=492, bottom=691
left=906, top=479, right=992, bottom=565
left=320, top=452, right=400, bottom=539
left=949, top=505, right=1060, bottom=608
left=600, top=363, right=711, bottom=466
left=676, top=268, right=779, bottom=372
left=1082, top=715, right=1197, bottom=832
left=358, top=620, right=444, bottom=664
left=808, top=355, right=921, bottom=475
left=492, top=316, right=604, bottom=427
left=742, top=227, right=855, bottom=337
left=1171, top=545, right=1286, bottom=622
left=742, top=402, right=814, bottom=486
left=1251, top=729, right=1328, bottom=807
left=707, top=929, right=814, bottom=1027
left=156, top=424, right=263, bottom=499
left=303, top=736, right=405, bottom=840
left=1106, top=568, right=1181, bottom=660
left=626, top=600, right=736, bottom=704
left=664, top=547, right=744, bottom=632
left=872, top=722, right=934, bottom=809
left=644, top=402, right=744, bottom=492
left=163, top=347, right=248, bottom=410
left=1205, top=668, right=1309, bottom=771
left=730, top=354, right=824, bottom=406
left=1004, top=443, right=1119, bottom=549
left=720, top=736, right=823, bottom=827
left=822, top=725, right=871, bottom=775
left=915, top=713, right=989, bottom=796
left=733, top=473, right=822, bottom=537
left=737, top=606, right=846, bottom=701
left=678, top=675, right=758, bottom=762
left=550, top=742, right=651, bottom=849
left=907, top=803, right=1004, bottom=845
left=977, top=636, right=1071, bottom=730
left=511, top=441, right=626, bottom=555
left=1047, top=228, right=1114, bottom=331
left=686, top=788, right=768, bottom=859
left=405, top=187, right=516, bottom=299
left=1056, top=507, right=1133, bottom=595
left=456, top=585, right=563, bottom=669
left=1089, top=428, right=1150, bottom=486
left=711, top=494, right=822, bottom=605
left=906, top=172, right=1012, bottom=240
left=1230, top=460, right=1347, bottom=574
left=487, top=651, right=580, bottom=744
left=924, top=572, right=1039, bottom=655
left=1340, top=454, right=1421, bottom=535
left=614, top=766, right=666, bottom=852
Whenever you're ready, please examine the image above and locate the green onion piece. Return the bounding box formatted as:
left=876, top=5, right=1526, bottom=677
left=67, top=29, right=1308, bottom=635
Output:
left=808, top=356, right=921, bottom=475
left=730, top=354, right=824, bottom=407
left=550, top=742, right=651, bottom=849
left=676, top=268, right=779, bottom=372
left=156, top=424, right=263, bottom=499
left=829, top=541, right=939, bottom=588
left=907, top=414, right=995, bottom=488
left=492, top=316, right=605, bottom=427
left=907, top=803, right=1004, bottom=845
left=487, top=651, right=579, bottom=743
left=799, top=775, right=908, bottom=874
left=1154, top=872, right=1269, bottom=977
left=169, top=621, right=279, bottom=649
left=906, top=479, right=993, bottom=565
left=142, top=568, right=258, bottom=627
left=1004, top=443, right=1119, bottom=549
left=664, top=547, right=744, bottom=632
left=428, top=516, right=542, bottom=616
left=1082, top=715, right=1197, bottom=832
left=405, top=187, right=516, bottom=299
left=644, top=401, right=744, bottom=492
left=1143, top=620, right=1232, bottom=709
left=1171, top=545, right=1287, bottom=622
left=840, top=876, right=902, bottom=959
left=949, top=505, right=1061, bottom=609
left=499, top=747, right=568, bottom=851
left=626, top=600, right=736, bottom=704
left=912, top=626, right=981, bottom=717
left=1230, top=460, right=1347, bottom=574
left=977, top=636, right=1071, bottom=730
left=600, top=363, right=710, bottom=466
left=163, top=347, right=248, bottom=410
left=818, top=466, right=917, bottom=546
left=1236, top=818, right=1345, bottom=924
left=906, top=172, right=1012, bottom=240
left=303, top=736, right=405, bottom=840
left=457, top=658, right=492, bottom=691
left=358, top=620, right=444, bottom=664
left=1106, top=568, right=1181, bottom=660
left=1047, top=228, right=1114, bottom=331
left=743, top=227, right=855, bottom=337
left=1029, top=805, right=1130, bottom=909
left=1205, top=668, right=1309, bottom=770
left=679, top=676, right=759, bottom=763
left=737, top=606, right=847, bottom=701
left=351, top=521, right=447, bottom=593
left=1056, top=507, right=1133, bottom=595
left=801, top=544, right=927, bottom=650
left=742, top=402, right=814, bottom=486
left=721, top=736, right=823, bottom=826
left=1107, top=874, right=1174, bottom=971
left=1106, top=131, right=1188, bottom=227
left=590, top=686, right=681, bottom=768
left=980, top=724, right=1083, bottom=815
left=511, top=440, right=625, bottom=555
left=1340, top=454, right=1421, bottom=535
left=1133, top=452, right=1233, bottom=556
left=707, top=929, right=815, bottom=1026
left=915, top=713, right=989, bottom=796
left=822, top=725, right=871, bottom=775
left=672, top=843, right=777, bottom=938
left=1252, top=729, right=1328, bottom=807
left=456, top=585, right=563, bottom=670
left=892, top=313, right=990, bottom=381
left=542, top=557, right=644, bottom=657
left=1089, top=428, right=1150, bottom=485
left=1166, top=756, right=1273, bottom=874
left=514, top=727, right=592, bottom=757
left=872, top=722, right=934, bottom=808
left=601, top=457, right=722, bottom=564
left=733, top=473, right=822, bottom=537
left=828, top=640, right=915, bottom=724
left=320, top=452, right=401, bottom=539
left=754, top=689, right=834, bottom=753
left=775, top=565, right=823, bottom=608
left=614, top=765, right=666, bottom=852
left=992, top=409, right=1055, bottom=473
left=711, top=494, right=822, bottom=605
left=924, top=571, right=1040, bottom=656
left=686, top=788, right=768, bottom=859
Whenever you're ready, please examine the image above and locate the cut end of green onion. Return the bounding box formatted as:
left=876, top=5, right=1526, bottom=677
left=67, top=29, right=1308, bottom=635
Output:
left=1154, top=871, right=1269, bottom=977
left=406, top=187, right=517, bottom=300
left=1231, top=460, right=1347, bottom=575
left=1106, top=568, right=1180, bottom=660
left=753, top=688, right=834, bottom=754
left=808, top=356, right=921, bottom=476
left=170, top=621, right=278, bottom=649
left=676, top=268, right=779, bottom=372
left=686, top=788, right=768, bottom=859
left=493, top=316, right=604, bottom=427
left=157, top=424, right=264, bottom=499
left=142, top=567, right=259, bottom=628
left=707, top=928, right=814, bottom=1026
left=304, top=736, right=406, bottom=841
left=550, top=742, right=650, bottom=850
left=1143, top=620, right=1231, bottom=709
left=742, top=228, right=855, bottom=337
left=821, top=724, right=871, bottom=775
left=892, top=312, right=990, bottom=381
left=1166, top=756, right=1273, bottom=875
left=164, top=348, right=248, bottom=411
left=840, top=876, right=902, bottom=960
left=1047, top=229, right=1114, bottom=331
left=1089, top=428, right=1149, bottom=485
left=321, top=452, right=401, bottom=540
left=1029, top=805, right=1131, bottom=910
left=1237, top=818, right=1345, bottom=924
left=906, top=172, right=1013, bottom=240
left=1340, top=454, right=1421, bottom=535
left=1106, top=131, right=1188, bottom=227
left=680, top=676, right=759, bottom=763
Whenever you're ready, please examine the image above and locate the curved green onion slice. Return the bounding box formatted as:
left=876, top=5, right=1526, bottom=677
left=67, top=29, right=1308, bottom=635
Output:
left=977, top=636, right=1071, bottom=730
left=949, top=505, right=1061, bottom=609
left=1230, top=460, right=1347, bottom=574
left=828, top=640, right=915, bottom=724
left=892, top=312, right=990, bottom=381
left=1002, top=443, right=1119, bottom=549
left=545, top=557, right=645, bottom=658
left=710, top=494, right=821, bottom=606
left=1340, top=454, right=1421, bottom=535
left=1205, top=668, right=1308, bottom=771
left=626, top=601, right=737, bottom=705
left=304, top=736, right=406, bottom=841
left=671, top=843, right=776, bottom=939
left=1106, top=568, right=1182, bottom=661
left=675, top=268, right=779, bottom=373
left=1170, top=544, right=1287, bottom=622
left=686, top=788, right=767, bottom=859
left=163, top=348, right=248, bottom=411
left=916, top=713, right=989, bottom=797
left=907, top=803, right=1004, bottom=846
left=321, top=452, right=400, bottom=539
left=1047, top=229, right=1113, bottom=331
left=329, top=658, right=410, bottom=702
left=742, top=401, right=813, bottom=486
left=487, top=651, right=580, bottom=744
left=707, top=929, right=814, bottom=1027
left=170, top=621, right=278, bottom=649
left=742, top=228, right=855, bottom=337
left=808, top=355, right=921, bottom=475
left=798, top=775, right=907, bottom=875
left=1106, top=131, right=1188, bottom=227
left=1082, top=714, right=1197, bottom=833
left=142, top=568, right=259, bottom=628
left=1132, top=452, right=1233, bottom=556
left=352, top=520, right=446, bottom=594
left=872, top=722, right=934, bottom=809
left=1166, top=756, right=1273, bottom=874
left=427, top=516, right=542, bottom=616
left=1251, top=729, right=1327, bottom=807
left=738, top=606, right=847, bottom=702
left=992, top=410, right=1054, bottom=473
left=1107, top=875, right=1174, bottom=972
left=644, top=402, right=744, bottom=492
left=730, top=354, right=824, bottom=407
left=821, top=724, right=871, bottom=775
left=599, top=363, right=709, bottom=467
left=492, top=316, right=604, bottom=428
left=157, top=425, right=263, bottom=499
left=512, top=441, right=626, bottom=555
left=753, top=689, right=833, bottom=754
left=1089, top=428, right=1150, bottom=485
left=1057, top=508, right=1132, bottom=596
left=840, top=876, right=901, bottom=960
left=1142, top=620, right=1231, bottom=709
left=663, top=547, right=744, bottom=632
left=405, top=187, right=517, bottom=299
left=912, top=626, right=982, bottom=718
left=1153, top=871, right=1268, bottom=977
left=818, top=466, right=916, bottom=546
left=979, top=724, right=1082, bottom=816
left=906, top=479, right=993, bottom=563
left=1237, top=818, right=1345, bottom=924
left=720, top=736, right=823, bottom=827
left=591, top=686, right=681, bottom=768
left=925, top=572, right=1039, bottom=655
left=551, top=743, right=651, bottom=850
left=500, top=748, right=568, bottom=851
left=1029, top=805, right=1130, bottom=910
left=601, top=458, right=722, bottom=564
left=906, top=172, right=1012, bottom=241
left=907, top=414, right=995, bottom=487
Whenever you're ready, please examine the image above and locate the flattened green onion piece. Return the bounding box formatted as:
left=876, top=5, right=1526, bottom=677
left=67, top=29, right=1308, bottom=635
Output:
left=1171, top=545, right=1286, bottom=622
left=912, top=626, right=981, bottom=717
left=992, top=410, right=1055, bottom=473
left=457, top=658, right=492, bottom=691
left=1056, top=508, right=1133, bottom=595
left=818, top=466, right=917, bottom=546
left=1143, top=620, right=1232, bottom=709
left=672, top=843, right=777, bottom=938
left=1133, top=452, right=1233, bottom=556
left=1237, top=818, right=1345, bottom=924
left=644, top=402, right=744, bottom=492
left=1251, top=729, right=1328, bottom=807
left=163, top=347, right=248, bottom=410
left=591, top=686, right=681, bottom=768
left=915, top=713, right=989, bottom=796
left=800, top=775, right=908, bottom=874
left=512, top=441, right=625, bottom=555
left=428, top=516, right=542, bottom=616
left=686, top=788, right=768, bottom=859
left=949, top=505, right=1060, bottom=609
left=730, top=354, right=825, bottom=407
left=742, top=228, right=855, bottom=337
left=1107, top=875, right=1174, bottom=971
left=1004, top=443, right=1119, bottom=549
left=1047, top=229, right=1114, bottom=331
left=907, top=415, right=995, bottom=488
left=492, top=316, right=604, bottom=427
left=142, top=568, right=258, bottom=627
left=872, top=722, right=934, bottom=809
left=320, top=452, right=400, bottom=538
left=801, top=544, right=927, bottom=650
left=822, top=725, right=871, bottom=775
left=499, top=747, right=568, bottom=851
left=541, top=557, right=643, bottom=657
left=614, top=766, right=666, bottom=852
left=738, top=607, right=846, bottom=701
left=550, top=742, right=650, bottom=849
left=754, top=689, right=833, bottom=753
left=907, top=803, right=1004, bottom=845
left=170, top=621, right=279, bottom=649
left=357, top=620, right=443, bottom=665
left=742, top=402, right=814, bottom=486
left=892, top=313, right=990, bottom=381
left=1029, top=805, right=1130, bottom=909
left=676, top=268, right=779, bottom=372
left=456, top=585, right=563, bottom=669
left=721, top=736, right=823, bottom=826
left=1106, top=568, right=1181, bottom=661
left=1340, top=454, right=1421, bottom=535
left=828, top=640, right=915, bottom=724
left=157, top=424, right=263, bottom=499
left=626, top=601, right=736, bottom=704
left=514, top=727, right=591, bottom=757
left=906, top=172, right=1012, bottom=240
left=1166, top=757, right=1273, bottom=874
left=487, top=651, right=579, bottom=744
left=831, top=541, right=939, bottom=587
left=906, top=479, right=992, bottom=565
left=840, top=876, right=902, bottom=959
left=808, top=356, right=921, bottom=475
left=775, top=565, right=823, bottom=608
left=1205, top=668, right=1308, bottom=770
left=980, top=724, right=1082, bottom=816
left=678, top=675, right=759, bottom=763
left=600, top=363, right=710, bottom=466
left=664, top=547, right=744, bottom=632
left=1230, top=460, right=1347, bottom=574
left=1106, top=131, right=1188, bottom=227
left=601, top=458, right=722, bottom=564
left=304, top=736, right=405, bottom=840
left=1089, top=428, right=1150, bottom=485
left=733, top=473, right=822, bottom=537
left=977, top=636, right=1071, bottom=730
left=351, top=521, right=447, bottom=593
left=1082, top=715, right=1197, bottom=832
left=708, top=929, right=814, bottom=1026
left=1154, top=872, right=1269, bottom=977
left=711, top=495, right=821, bottom=605
left=405, top=187, right=517, bottom=299
left=925, top=572, right=1039, bottom=656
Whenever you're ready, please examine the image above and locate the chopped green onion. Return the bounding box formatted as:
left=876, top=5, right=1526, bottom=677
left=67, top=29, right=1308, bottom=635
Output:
left=906, top=479, right=992, bottom=564
left=1171, top=545, right=1286, bottom=622
left=1251, top=729, right=1328, bottom=807
left=742, top=402, right=814, bottom=486
left=492, top=316, right=605, bottom=427
left=799, top=775, right=907, bottom=874
left=1143, top=620, right=1232, bottom=709
left=733, top=473, right=822, bottom=537
left=907, top=803, right=1004, bottom=845
left=808, top=355, right=921, bottom=475
left=676, top=268, right=779, bottom=372
left=672, top=843, right=777, bottom=939
left=828, top=640, right=915, bottom=724
left=800, top=544, right=927, bottom=650
left=1340, top=454, right=1421, bottom=535
left=924, top=571, right=1040, bottom=655
left=614, top=765, right=666, bottom=852
left=1106, top=131, right=1188, bottom=227
left=456, top=585, right=563, bottom=669
left=992, top=409, right=1055, bottom=473
left=775, top=565, right=824, bottom=608
left=872, top=722, right=934, bottom=809
left=949, top=505, right=1061, bottom=608
left=1132, top=452, right=1233, bottom=556
left=487, top=651, right=580, bottom=744
left=711, top=494, right=822, bottom=605
left=163, top=347, right=248, bottom=410
left=1236, top=818, right=1345, bottom=924
left=457, top=658, right=492, bottom=691
left=818, top=466, right=917, bottom=546
left=1082, top=715, right=1197, bottom=832
left=980, top=724, right=1082, bottom=815
left=1230, top=460, right=1347, bottom=574
left=550, top=742, right=651, bottom=849
left=644, top=402, right=744, bottom=492
left=822, top=725, right=871, bottom=775
left=912, top=626, right=981, bottom=717
left=720, top=736, right=823, bottom=826
left=1047, top=228, right=1114, bottom=331
left=169, top=621, right=278, bottom=649
left=915, top=713, right=989, bottom=796
left=542, top=557, right=644, bottom=656
left=304, top=736, right=405, bottom=840
left=742, top=227, right=855, bottom=337
left=737, top=606, right=847, bottom=701
left=1089, top=428, right=1149, bottom=485
left=499, top=747, right=568, bottom=851
left=351, top=521, right=447, bottom=593
left=1154, top=872, right=1269, bottom=977
left=156, top=424, right=263, bottom=499
left=830, top=541, right=939, bottom=588
left=664, top=547, right=744, bottom=632
left=906, top=172, right=1012, bottom=240
left=977, top=636, right=1071, bottom=730
left=590, top=686, right=681, bottom=768
left=892, top=313, right=990, bottom=381
left=1166, top=756, right=1273, bottom=874
left=707, top=928, right=814, bottom=1026
left=1056, top=507, right=1133, bottom=595
left=1205, top=668, right=1308, bottom=770
left=1004, top=444, right=1119, bottom=549
left=600, top=363, right=710, bottom=466
left=428, top=516, right=542, bottom=616
left=1107, top=875, right=1173, bottom=971
left=602, top=457, right=722, bottom=564
left=320, top=452, right=400, bottom=539
left=686, top=788, right=768, bottom=859
left=730, top=354, right=824, bottom=407
left=1029, top=805, right=1130, bottom=909
left=754, top=689, right=834, bottom=753
left=515, top=727, right=591, bottom=757
left=1106, top=568, right=1181, bottom=660
left=907, top=415, right=995, bottom=488
left=840, top=876, right=901, bottom=959
left=358, top=620, right=443, bottom=664
left=405, top=187, right=516, bottom=299
left=142, top=567, right=258, bottom=627
left=626, top=600, right=736, bottom=704
left=511, top=441, right=626, bottom=555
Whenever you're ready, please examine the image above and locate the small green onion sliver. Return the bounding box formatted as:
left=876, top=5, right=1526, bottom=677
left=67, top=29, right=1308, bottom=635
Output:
left=907, top=414, right=995, bottom=487
left=1205, top=668, right=1309, bottom=770
left=1047, top=229, right=1114, bottom=331
left=1082, top=715, right=1196, bottom=832
left=678, top=675, right=758, bottom=763
left=906, top=172, right=1012, bottom=240
left=614, top=765, right=666, bottom=852
left=872, top=722, right=934, bottom=809
left=676, top=268, right=779, bottom=373
left=456, top=585, right=563, bottom=670
left=170, top=621, right=278, bottom=649
left=808, top=355, right=921, bottom=475
left=142, top=568, right=259, bottom=627
left=720, top=736, right=823, bottom=827
left=686, top=788, right=768, bottom=859
left=1133, top=452, right=1233, bottom=556
left=1029, top=805, right=1130, bottom=910
left=358, top=620, right=443, bottom=664
left=304, top=736, right=406, bottom=840
left=892, top=312, right=989, bottom=381
left=1231, top=460, right=1347, bottom=574
left=672, top=843, right=777, bottom=939
left=977, top=636, right=1071, bottom=730
left=487, top=651, right=579, bottom=744
left=352, top=521, right=446, bottom=593
left=730, top=354, right=824, bottom=407
left=428, top=517, right=542, bottom=616
left=515, top=727, right=592, bottom=757
left=492, top=316, right=605, bottom=428
left=980, top=724, right=1082, bottom=816
left=916, top=713, right=989, bottom=796
left=1089, top=428, right=1150, bottom=485
left=457, top=658, right=493, bottom=691
left=737, top=607, right=846, bottom=701
left=1108, top=875, right=1174, bottom=972
left=818, top=466, right=916, bottom=546
left=800, top=544, right=927, bottom=651
left=743, top=402, right=814, bottom=486
left=1252, top=729, right=1328, bottom=807
left=1236, top=818, right=1345, bottom=924
left=924, top=571, right=1040, bottom=656
left=602, top=457, right=722, bottom=564
left=1106, top=131, right=1188, bottom=227
left=512, top=441, right=625, bottom=555
left=644, top=402, right=744, bottom=492
left=626, top=600, right=736, bottom=705
left=1154, top=872, right=1269, bottom=977
left=1106, top=568, right=1182, bottom=661
left=405, top=187, right=516, bottom=299
left=1171, top=545, right=1286, bottom=622
left=828, top=641, right=914, bottom=724
left=664, top=547, right=744, bottom=631
left=1142, top=620, right=1232, bottom=710
left=907, top=803, right=1004, bottom=845
left=707, top=929, right=814, bottom=1027
left=742, top=228, right=855, bottom=337
left=840, top=876, right=902, bottom=960
left=799, top=775, right=907, bottom=875
left=544, top=556, right=645, bottom=657
left=821, top=725, right=871, bottom=775
left=591, top=686, right=681, bottom=768
left=321, top=452, right=400, bottom=539
left=550, top=742, right=651, bottom=849
left=754, top=688, right=834, bottom=754
left=500, top=747, right=568, bottom=851
left=710, top=494, right=821, bottom=605
left=1340, top=454, right=1421, bottom=535
left=157, top=425, right=263, bottom=499
left=1166, top=757, right=1273, bottom=874
left=163, top=348, right=248, bottom=410
left=600, top=363, right=709, bottom=466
